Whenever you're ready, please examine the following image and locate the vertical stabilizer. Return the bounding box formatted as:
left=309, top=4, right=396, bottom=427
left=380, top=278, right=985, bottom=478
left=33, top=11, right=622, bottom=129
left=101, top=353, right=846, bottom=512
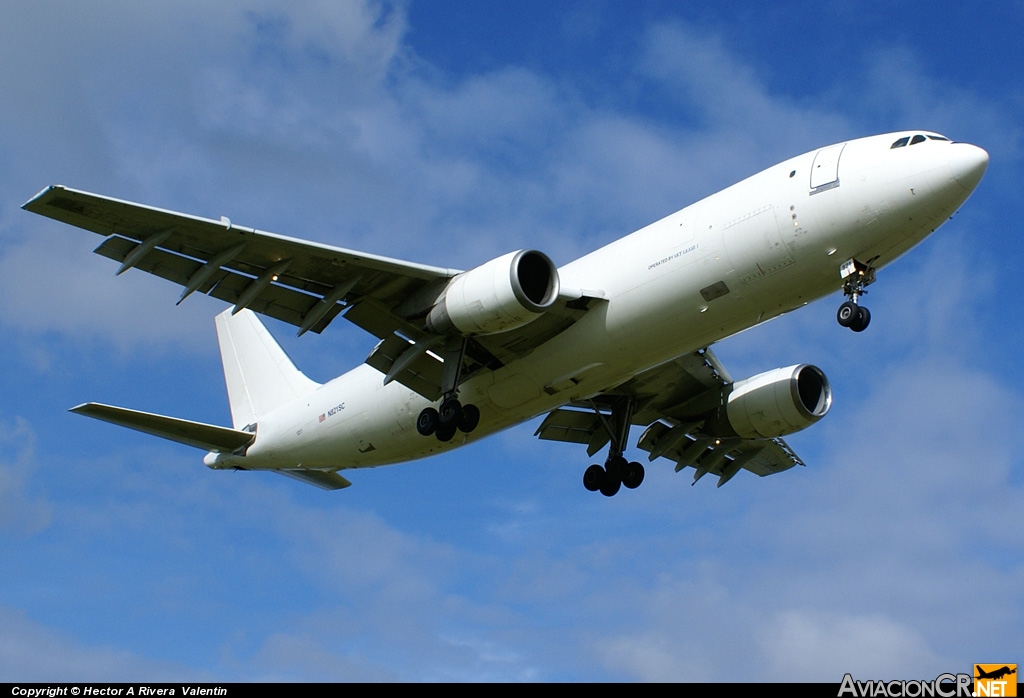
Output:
left=215, top=309, right=320, bottom=428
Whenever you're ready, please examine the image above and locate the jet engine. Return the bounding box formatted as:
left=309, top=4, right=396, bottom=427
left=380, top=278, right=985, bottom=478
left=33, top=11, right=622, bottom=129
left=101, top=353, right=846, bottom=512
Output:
left=707, top=364, right=832, bottom=439
left=425, top=250, right=560, bottom=335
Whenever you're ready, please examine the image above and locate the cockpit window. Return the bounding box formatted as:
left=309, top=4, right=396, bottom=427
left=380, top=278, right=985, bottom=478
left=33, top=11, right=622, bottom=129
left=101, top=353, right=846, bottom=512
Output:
left=892, top=133, right=950, bottom=149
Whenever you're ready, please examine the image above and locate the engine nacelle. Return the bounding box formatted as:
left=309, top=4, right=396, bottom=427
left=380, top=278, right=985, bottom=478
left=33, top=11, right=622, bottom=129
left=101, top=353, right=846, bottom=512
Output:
left=426, top=250, right=560, bottom=335
left=709, top=364, right=832, bottom=439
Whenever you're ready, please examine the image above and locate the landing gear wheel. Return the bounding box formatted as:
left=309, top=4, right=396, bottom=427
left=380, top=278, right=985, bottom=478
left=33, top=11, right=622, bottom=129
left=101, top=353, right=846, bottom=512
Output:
left=416, top=407, right=439, bottom=436
left=599, top=477, right=621, bottom=497
left=606, top=455, right=628, bottom=482
left=850, top=305, right=871, bottom=332
left=457, top=404, right=480, bottom=433
left=583, top=464, right=605, bottom=492
left=837, top=301, right=859, bottom=328
left=581, top=395, right=639, bottom=498
left=438, top=398, right=461, bottom=427
left=623, top=461, right=645, bottom=489
left=435, top=423, right=457, bottom=442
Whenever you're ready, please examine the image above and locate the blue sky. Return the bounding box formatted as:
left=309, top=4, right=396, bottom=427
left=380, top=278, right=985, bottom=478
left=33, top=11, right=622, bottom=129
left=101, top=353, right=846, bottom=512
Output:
left=1, top=0, right=1021, bottom=682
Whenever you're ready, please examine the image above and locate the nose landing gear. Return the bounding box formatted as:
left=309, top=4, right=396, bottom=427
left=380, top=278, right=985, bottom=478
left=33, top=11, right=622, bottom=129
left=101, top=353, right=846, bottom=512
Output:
left=837, top=257, right=876, bottom=333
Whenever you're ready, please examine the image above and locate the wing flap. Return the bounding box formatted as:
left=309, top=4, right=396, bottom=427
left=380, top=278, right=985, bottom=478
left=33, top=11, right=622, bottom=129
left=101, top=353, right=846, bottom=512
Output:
left=364, top=334, right=444, bottom=401
left=343, top=296, right=422, bottom=342
left=535, top=408, right=603, bottom=445
left=638, top=422, right=802, bottom=483
left=94, top=239, right=347, bottom=332
left=70, top=402, right=254, bottom=453
left=735, top=438, right=803, bottom=476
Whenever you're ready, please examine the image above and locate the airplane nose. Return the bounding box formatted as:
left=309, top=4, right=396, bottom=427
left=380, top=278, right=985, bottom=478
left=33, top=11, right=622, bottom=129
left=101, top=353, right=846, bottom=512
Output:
left=949, top=142, right=989, bottom=192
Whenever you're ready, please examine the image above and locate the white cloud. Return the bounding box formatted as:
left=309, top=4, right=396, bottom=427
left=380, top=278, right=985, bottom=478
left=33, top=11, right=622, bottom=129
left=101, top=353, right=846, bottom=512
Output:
left=596, top=634, right=704, bottom=682
left=853, top=46, right=1014, bottom=153
left=0, top=606, right=202, bottom=681
left=0, top=417, right=51, bottom=535
left=638, top=21, right=853, bottom=161
left=757, top=609, right=942, bottom=680
left=0, top=226, right=222, bottom=354
left=0, top=1, right=418, bottom=347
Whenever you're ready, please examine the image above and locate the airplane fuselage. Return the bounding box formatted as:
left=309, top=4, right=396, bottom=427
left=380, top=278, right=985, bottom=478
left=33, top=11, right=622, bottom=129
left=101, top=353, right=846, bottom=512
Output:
left=211, top=132, right=987, bottom=474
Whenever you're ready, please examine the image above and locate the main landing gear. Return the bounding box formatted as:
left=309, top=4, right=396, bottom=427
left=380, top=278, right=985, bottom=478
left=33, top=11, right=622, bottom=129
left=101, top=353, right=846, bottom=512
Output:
left=581, top=397, right=645, bottom=497
left=416, top=398, right=480, bottom=442
left=415, top=338, right=481, bottom=442
left=836, top=257, right=876, bottom=333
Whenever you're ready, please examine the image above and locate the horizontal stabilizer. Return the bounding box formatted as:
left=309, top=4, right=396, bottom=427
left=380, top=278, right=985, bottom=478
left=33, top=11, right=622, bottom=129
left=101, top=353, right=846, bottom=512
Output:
left=70, top=402, right=254, bottom=453
left=277, top=469, right=352, bottom=490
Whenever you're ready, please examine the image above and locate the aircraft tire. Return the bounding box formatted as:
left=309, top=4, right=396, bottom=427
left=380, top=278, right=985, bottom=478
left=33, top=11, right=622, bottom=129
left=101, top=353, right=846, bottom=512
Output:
left=435, top=423, right=457, bottom=442
left=416, top=407, right=439, bottom=436
left=850, top=305, right=871, bottom=332
left=599, top=477, right=621, bottom=497
left=439, top=398, right=461, bottom=427
left=457, top=404, right=480, bottom=433
left=837, top=301, right=859, bottom=327
left=583, top=464, right=605, bottom=492
left=623, top=461, right=645, bottom=489
left=607, top=455, right=628, bottom=482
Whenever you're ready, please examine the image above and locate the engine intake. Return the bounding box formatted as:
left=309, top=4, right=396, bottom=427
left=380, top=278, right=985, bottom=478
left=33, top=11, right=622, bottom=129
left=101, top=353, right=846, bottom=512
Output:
left=708, top=364, right=832, bottom=439
left=426, top=250, right=560, bottom=335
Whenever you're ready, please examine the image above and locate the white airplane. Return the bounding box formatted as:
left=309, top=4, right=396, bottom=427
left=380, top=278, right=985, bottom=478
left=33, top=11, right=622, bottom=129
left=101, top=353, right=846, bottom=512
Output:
left=23, top=131, right=987, bottom=495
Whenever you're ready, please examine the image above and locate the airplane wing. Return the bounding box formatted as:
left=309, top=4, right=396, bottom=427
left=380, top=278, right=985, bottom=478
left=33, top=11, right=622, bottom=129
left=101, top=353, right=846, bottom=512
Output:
left=23, top=185, right=458, bottom=335
left=535, top=347, right=805, bottom=487
left=23, top=186, right=599, bottom=398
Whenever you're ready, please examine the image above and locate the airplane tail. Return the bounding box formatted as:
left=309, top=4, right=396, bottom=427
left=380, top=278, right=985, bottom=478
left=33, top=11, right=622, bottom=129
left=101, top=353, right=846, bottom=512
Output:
left=215, top=309, right=321, bottom=429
